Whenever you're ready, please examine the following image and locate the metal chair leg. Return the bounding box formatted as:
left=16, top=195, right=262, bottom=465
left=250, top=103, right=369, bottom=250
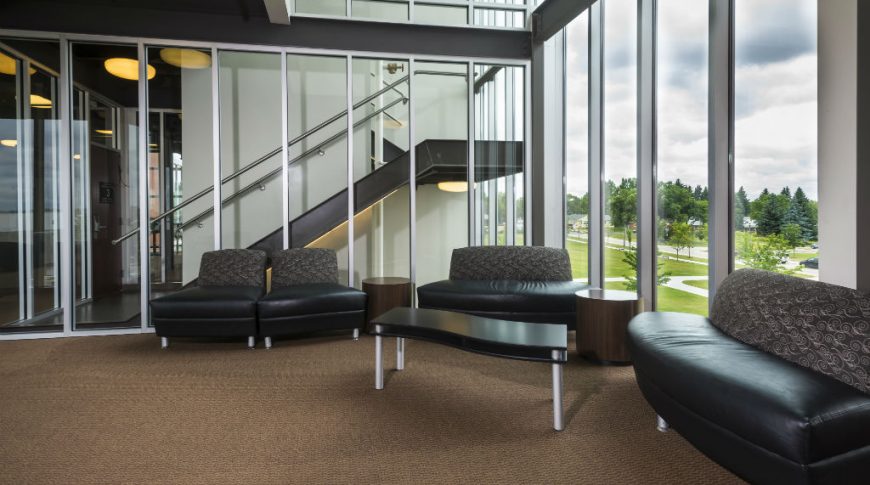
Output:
left=353, top=328, right=360, bottom=340
left=264, top=337, right=272, bottom=350
left=160, top=337, right=169, bottom=350
left=656, top=415, right=669, bottom=433
left=247, top=336, right=256, bottom=349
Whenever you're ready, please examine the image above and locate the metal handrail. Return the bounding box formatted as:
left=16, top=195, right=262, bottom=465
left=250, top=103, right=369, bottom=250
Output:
left=111, top=74, right=410, bottom=245
left=178, top=95, right=409, bottom=230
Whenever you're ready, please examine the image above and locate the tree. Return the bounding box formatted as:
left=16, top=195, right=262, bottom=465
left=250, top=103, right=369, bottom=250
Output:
left=781, top=223, right=803, bottom=252
left=737, top=233, right=795, bottom=274
left=566, top=193, right=588, bottom=215
left=668, top=222, right=694, bottom=260
left=622, top=246, right=671, bottom=291
left=609, top=178, right=637, bottom=247
left=791, top=187, right=817, bottom=240
left=734, top=186, right=750, bottom=230
left=754, top=189, right=787, bottom=236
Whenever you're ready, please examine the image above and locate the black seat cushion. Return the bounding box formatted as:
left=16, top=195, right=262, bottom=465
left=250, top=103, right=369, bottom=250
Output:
left=259, top=283, right=366, bottom=318
left=417, top=280, right=588, bottom=327
left=151, top=286, right=263, bottom=337
left=628, top=311, right=870, bottom=465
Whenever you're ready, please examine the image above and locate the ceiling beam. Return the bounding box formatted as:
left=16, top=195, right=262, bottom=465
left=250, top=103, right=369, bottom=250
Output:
left=263, top=0, right=290, bottom=25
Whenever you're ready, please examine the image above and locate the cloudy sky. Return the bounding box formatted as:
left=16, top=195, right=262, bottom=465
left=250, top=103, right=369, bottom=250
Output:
left=566, top=0, right=818, bottom=201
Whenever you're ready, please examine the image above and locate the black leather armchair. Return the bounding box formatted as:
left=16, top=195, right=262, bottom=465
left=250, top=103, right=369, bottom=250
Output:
left=150, top=249, right=267, bottom=349
left=417, top=246, right=588, bottom=329
left=257, top=248, right=367, bottom=349
left=628, top=269, right=870, bottom=484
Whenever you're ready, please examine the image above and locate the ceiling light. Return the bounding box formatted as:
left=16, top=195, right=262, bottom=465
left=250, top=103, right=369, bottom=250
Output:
left=0, top=52, right=35, bottom=76
left=94, top=129, right=113, bottom=135
left=73, top=154, right=81, bottom=160
left=1, top=139, right=18, bottom=148
left=30, top=94, right=52, bottom=109
left=104, top=58, right=156, bottom=81
left=159, top=48, right=211, bottom=69
left=437, top=181, right=468, bottom=193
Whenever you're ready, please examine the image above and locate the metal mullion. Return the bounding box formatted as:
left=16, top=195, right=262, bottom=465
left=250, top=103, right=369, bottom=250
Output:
left=14, top=53, right=25, bottom=321
left=138, top=41, right=150, bottom=330
left=588, top=0, right=604, bottom=289
left=83, top=91, right=93, bottom=300
left=211, top=47, right=221, bottom=250
left=347, top=0, right=352, bottom=17
left=409, top=58, right=417, bottom=298
left=50, top=77, right=61, bottom=309
left=708, top=0, right=734, bottom=303
left=59, top=37, right=73, bottom=335
left=523, top=61, right=531, bottom=246
left=281, top=52, right=290, bottom=249
left=158, top=112, right=167, bottom=284
left=637, top=0, right=657, bottom=308
left=22, top=60, right=34, bottom=320
left=346, top=55, right=354, bottom=287
left=468, top=61, right=475, bottom=246
left=505, top=65, right=515, bottom=246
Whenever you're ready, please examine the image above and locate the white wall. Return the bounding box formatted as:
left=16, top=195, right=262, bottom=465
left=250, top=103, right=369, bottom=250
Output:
left=818, top=0, right=858, bottom=288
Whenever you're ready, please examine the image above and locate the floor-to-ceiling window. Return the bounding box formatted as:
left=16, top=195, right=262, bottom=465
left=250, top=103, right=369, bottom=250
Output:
left=655, top=0, right=709, bottom=315
left=0, top=38, right=63, bottom=332
left=602, top=0, right=637, bottom=291
left=734, top=0, right=818, bottom=280
left=565, top=11, right=589, bottom=283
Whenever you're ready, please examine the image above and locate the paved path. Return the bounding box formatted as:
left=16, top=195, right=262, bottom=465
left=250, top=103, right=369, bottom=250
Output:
left=664, top=276, right=709, bottom=297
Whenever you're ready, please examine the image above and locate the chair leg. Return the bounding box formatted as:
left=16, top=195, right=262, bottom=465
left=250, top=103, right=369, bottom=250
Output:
left=352, top=328, right=360, bottom=340
left=248, top=336, right=256, bottom=349
left=656, top=415, right=669, bottom=433
left=264, top=336, right=272, bottom=350
left=160, top=337, right=169, bottom=350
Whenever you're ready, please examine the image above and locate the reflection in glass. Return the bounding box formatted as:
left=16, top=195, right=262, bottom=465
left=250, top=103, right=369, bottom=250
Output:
left=602, top=0, right=637, bottom=291
left=352, top=58, right=410, bottom=287
left=71, top=42, right=141, bottom=329
left=0, top=39, right=63, bottom=332
left=416, top=62, right=469, bottom=287
left=474, top=64, right=525, bottom=246
left=656, top=0, right=709, bottom=315
left=146, top=46, right=214, bottom=310
left=565, top=12, right=589, bottom=283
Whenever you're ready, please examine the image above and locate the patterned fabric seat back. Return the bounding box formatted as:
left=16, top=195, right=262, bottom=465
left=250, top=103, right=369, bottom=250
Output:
left=448, top=246, right=573, bottom=282
left=198, top=249, right=267, bottom=287
left=711, top=268, right=870, bottom=394
left=270, top=248, right=339, bottom=288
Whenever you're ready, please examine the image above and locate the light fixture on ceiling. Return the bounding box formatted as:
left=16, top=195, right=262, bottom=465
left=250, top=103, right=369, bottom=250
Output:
left=159, top=48, right=211, bottom=69
left=0, top=52, right=35, bottom=76
left=437, top=181, right=468, bottom=193
left=1, top=139, right=18, bottom=148
left=94, top=129, right=113, bottom=135
left=30, top=94, right=52, bottom=109
left=73, top=154, right=81, bottom=160
left=104, top=58, right=156, bottom=81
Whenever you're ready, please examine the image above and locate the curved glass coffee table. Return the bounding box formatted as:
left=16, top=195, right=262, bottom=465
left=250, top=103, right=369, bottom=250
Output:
left=369, top=307, right=569, bottom=431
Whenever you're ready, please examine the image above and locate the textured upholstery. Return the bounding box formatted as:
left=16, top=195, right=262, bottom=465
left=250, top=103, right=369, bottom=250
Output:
left=270, top=248, right=338, bottom=288
left=198, top=249, right=267, bottom=287
left=258, top=283, right=367, bottom=337
left=711, top=269, right=870, bottom=394
left=628, top=312, right=870, bottom=484
left=448, top=246, right=572, bottom=281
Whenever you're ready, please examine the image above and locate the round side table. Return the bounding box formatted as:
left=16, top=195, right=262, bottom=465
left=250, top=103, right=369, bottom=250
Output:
left=361, top=277, right=412, bottom=323
left=576, top=289, right=643, bottom=364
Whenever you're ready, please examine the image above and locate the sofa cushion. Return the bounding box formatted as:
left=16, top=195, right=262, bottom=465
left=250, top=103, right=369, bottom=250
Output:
left=448, top=246, right=573, bottom=281
left=198, top=249, right=267, bottom=287
left=270, top=248, right=338, bottom=288
left=258, top=283, right=366, bottom=319
left=151, top=286, right=263, bottom=319
left=628, top=311, right=870, bottom=464
left=711, top=269, right=870, bottom=394
left=418, top=280, right=588, bottom=314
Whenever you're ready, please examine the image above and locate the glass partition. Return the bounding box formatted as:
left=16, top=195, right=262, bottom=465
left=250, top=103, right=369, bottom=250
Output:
left=416, top=62, right=468, bottom=286
left=351, top=57, right=411, bottom=287
left=71, top=42, right=142, bottom=329
left=565, top=12, right=589, bottom=283
left=146, top=46, right=215, bottom=306
left=0, top=39, right=63, bottom=332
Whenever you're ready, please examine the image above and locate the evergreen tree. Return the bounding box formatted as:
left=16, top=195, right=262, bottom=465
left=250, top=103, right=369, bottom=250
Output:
left=734, top=186, right=750, bottom=230
left=756, top=190, right=786, bottom=236
left=792, top=187, right=817, bottom=240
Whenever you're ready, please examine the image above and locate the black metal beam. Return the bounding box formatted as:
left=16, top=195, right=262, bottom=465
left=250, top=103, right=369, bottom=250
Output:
left=532, top=0, right=596, bottom=43
left=0, top=0, right=531, bottom=60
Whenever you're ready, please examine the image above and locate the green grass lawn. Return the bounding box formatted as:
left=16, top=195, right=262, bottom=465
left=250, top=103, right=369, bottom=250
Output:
left=683, top=279, right=709, bottom=290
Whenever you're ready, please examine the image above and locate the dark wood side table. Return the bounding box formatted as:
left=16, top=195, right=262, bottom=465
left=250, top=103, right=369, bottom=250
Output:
left=362, top=277, right=413, bottom=370
left=576, top=289, right=644, bottom=364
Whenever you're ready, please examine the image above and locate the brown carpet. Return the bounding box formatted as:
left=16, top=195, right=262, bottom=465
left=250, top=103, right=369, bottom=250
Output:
left=0, top=334, right=742, bottom=484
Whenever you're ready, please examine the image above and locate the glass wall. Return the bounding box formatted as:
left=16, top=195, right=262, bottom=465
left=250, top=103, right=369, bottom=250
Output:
left=0, top=39, right=63, bottom=332
left=146, top=47, right=215, bottom=303
left=734, top=0, right=818, bottom=280
left=474, top=64, right=525, bottom=246
left=352, top=57, right=411, bottom=287
left=565, top=12, right=589, bottom=283
left=416, top=62, right=469, bottom=286
left=602, top=0, right=637, bottom=291
left=655, top=0, right=709, bottom=315
left=71, top=42, right=141, bottom=329
left=293, top=0, right=528, bottom=28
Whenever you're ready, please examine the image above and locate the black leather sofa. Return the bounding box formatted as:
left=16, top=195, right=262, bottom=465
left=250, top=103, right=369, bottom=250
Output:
left=257, top=248, right=367, bottom=349
left=628, top=269, right=870, bottom=485
left=417, top=246, right=588, bottom=329
left=151, top=249, right=267, bottom=349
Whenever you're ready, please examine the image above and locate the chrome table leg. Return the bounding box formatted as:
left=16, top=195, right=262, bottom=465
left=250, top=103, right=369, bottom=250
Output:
left=375, top=332, right=384, bottom=390
left=656, top=415, right=669, bottom=432
left=160, top=337, right=168, bottom=350
left=396, top=337, right=405, bottom=370
left=552, top=350, right=564, bottom=431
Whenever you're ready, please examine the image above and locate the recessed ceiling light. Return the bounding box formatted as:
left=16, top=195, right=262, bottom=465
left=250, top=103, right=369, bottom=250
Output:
left=0, top=139, right=18, bottom=148
left=104, top=58, right=156, bottom=81
left=73, top=154, right=81, bottom=160
left=437, top=181, right=468, bottom=193
left=30, top=94, right=52, bottom=109
left=159, top=48, right=211, bottom=69
left=0, top=52, right=35, bottom=76
left=94, top=129, right=113, bottom=135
